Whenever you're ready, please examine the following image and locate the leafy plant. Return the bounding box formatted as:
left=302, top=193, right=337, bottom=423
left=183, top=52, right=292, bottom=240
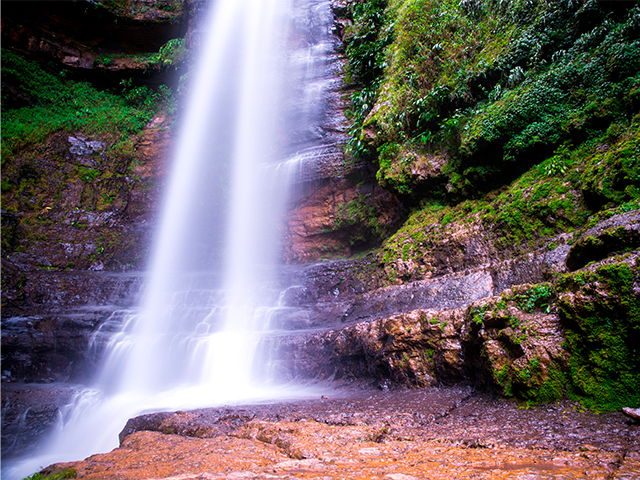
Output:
left=148, top=38, right=186, bottom=70
left=346, top=0, right=640, bottom=199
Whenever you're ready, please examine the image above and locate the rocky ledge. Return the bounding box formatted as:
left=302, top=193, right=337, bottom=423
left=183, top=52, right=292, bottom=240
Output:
left=265, top=210, right=640, bottom=411
left=39, top=387, right=640, bottom=479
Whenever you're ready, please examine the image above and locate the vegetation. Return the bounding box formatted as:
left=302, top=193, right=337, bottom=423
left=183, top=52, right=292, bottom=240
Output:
left=22, top=468, right=76, bottom=480
left=346, top=0, right=640, bottom=409
left=95, top=0, right=185, bottom=22
left=1, top=45, right=182, bottom=271
left=465, top=284, right=567, bottom=404
left=346, top=0, right=640, bottom=202
left=95, top=37, right=187, bottom=72
left=1, top=49, right=175, bottom=159
left=464, top=261, right=640, bottom=411
left=339, top=0, right=640, bottom=282
left=557, top=261, right=640, bottom=411
left=335, top=192, right=392, bottom=247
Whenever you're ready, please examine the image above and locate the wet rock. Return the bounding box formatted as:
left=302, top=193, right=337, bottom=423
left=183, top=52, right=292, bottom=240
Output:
left=279, top=0, right=404, bottom=263
left=1, top=383, right=80, bottom=458
left=97, top=0, right=188, bottom=23
left=1, top=0, right=189, bottom=88
left=1, top=271, right=143, bottom=383
left=68, top=136, right=105, bottom=157
left=119, top=411, right=175, bottom=445
left=39, top=388, right=640, bottom=480
left=284, top=178, right=403, bottom=263
left=622, top=407, right=640, bottom=421
left=556, top=254, right=640, bottom=411
left=271, top=309, right=465, bottom=386
left=461, top=284, right=568, bottom=401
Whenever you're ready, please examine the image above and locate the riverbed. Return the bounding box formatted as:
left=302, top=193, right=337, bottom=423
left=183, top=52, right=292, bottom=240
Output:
left=40, top=385, right=640, bottom=479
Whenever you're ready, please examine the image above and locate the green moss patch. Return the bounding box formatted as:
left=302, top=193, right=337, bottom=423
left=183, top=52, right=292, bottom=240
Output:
left=463, top=284, right=568, bottom=404
left=556, top=261, right=640, bottom=411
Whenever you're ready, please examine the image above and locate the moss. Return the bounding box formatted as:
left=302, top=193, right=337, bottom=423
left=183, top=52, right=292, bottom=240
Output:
left=378, top=126, right=640, bottom=283
left=566, top=226, right=640, bottom=271
left=556, top=262, right=640, bottom=411
left=495, top=365, right=513, bottom=397
left=471, top=272, right=638, bottom=409
left=1, top=49, right=172, bottom=158
left=333, top=191, right=398, bottom=250
left=526, top=366, right=567, bottom=403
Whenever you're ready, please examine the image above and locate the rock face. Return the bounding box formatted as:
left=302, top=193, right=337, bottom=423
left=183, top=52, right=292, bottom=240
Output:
left=2, top=0, right=640, bottom=468
left=1, top=271, right=144, bottom=384
left=1, top=0, right=189, bottom=83
left=1, top=113, right=171, bottom=384
left=1, top=384, right=83, bottom=459
left=284, top=178, right=403, bottom=262
left=1, top=0, right=178, bottom=378
left=267, top=211, right=640, bottom=410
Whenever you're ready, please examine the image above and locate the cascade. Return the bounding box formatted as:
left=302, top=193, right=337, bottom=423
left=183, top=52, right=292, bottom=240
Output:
left=2, top=0, right=335, bottom=478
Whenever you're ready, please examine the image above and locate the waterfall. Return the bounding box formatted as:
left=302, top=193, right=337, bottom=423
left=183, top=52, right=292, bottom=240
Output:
left=2, top=0, right=335, bottom=478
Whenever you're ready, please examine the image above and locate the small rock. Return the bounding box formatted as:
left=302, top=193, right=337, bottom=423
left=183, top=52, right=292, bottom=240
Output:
left=68, top=135, right=105, bottom=156
left=88, top=261, right=104, bottom=271
left=358, top=447, right=381, bottom=455
left=622, top=407, right=640, bottom=421
left=275, top=459, right=324, bottom=470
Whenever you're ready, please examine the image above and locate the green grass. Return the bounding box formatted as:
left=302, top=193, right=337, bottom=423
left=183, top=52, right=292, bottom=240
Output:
left=22, top=468, right=76, bottom=480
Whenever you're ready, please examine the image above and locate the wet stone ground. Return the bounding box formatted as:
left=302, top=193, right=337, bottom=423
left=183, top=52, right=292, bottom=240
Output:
left=45, top=386, right=639, bottom=479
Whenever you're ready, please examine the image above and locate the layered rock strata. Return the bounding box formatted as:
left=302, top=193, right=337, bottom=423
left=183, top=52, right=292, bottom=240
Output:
left=1, top=0, right=190, bottom=84
left=267, top=211, right=640, bottom=409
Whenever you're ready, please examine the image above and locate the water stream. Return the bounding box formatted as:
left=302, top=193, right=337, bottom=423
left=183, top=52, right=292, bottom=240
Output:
left=2, top=0, right=335, bottom=478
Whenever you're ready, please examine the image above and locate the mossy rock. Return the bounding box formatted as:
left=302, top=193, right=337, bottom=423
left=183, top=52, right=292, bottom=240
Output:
left=556, top=258, right=640, bottom=411
left=566, top=210, right=640, bottom=270
left=462, top=284, right=569, bottom=403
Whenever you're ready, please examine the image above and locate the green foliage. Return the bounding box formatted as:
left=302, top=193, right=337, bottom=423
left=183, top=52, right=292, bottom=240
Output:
left=22, top=468, right=76, bottom=480
left=581, top=125, right=640, bottom=209
left=347, top=0, right=640, bottom=199
left=335, top=193, right=393, bottom=247
left=378, top=125, right=640, bottom=280
left=515, top=364, right=567, bottom=404
left=1, top=49, right=164, bottom=157
left=346, top=85, right=383, bottom=158
left=514, top=283, right=554, bottom=313
left=343, top=0, right=394, bottom=158
left=148, top=38, right=186, bottom=70
left=344, top=0, right=393, bottom=85
left=556, top=262, right=640, bottom=411
left=538, top=143, right=571, bottom=177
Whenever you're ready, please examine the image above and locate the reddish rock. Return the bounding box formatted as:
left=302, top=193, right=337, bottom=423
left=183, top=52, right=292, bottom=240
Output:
left=39, top=389, right=640, bottom=480
left=284, top=179, right=402, bottom=263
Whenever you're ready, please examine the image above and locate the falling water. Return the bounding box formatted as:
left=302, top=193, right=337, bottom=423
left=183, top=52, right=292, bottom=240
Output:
left=3, top=0, right=335, bottom=478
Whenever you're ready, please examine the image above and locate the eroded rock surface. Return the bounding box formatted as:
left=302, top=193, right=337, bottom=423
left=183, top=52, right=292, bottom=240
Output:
left=41, top=388, right=640, bottom=479
left=1, top=384, right=82, bottom=459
